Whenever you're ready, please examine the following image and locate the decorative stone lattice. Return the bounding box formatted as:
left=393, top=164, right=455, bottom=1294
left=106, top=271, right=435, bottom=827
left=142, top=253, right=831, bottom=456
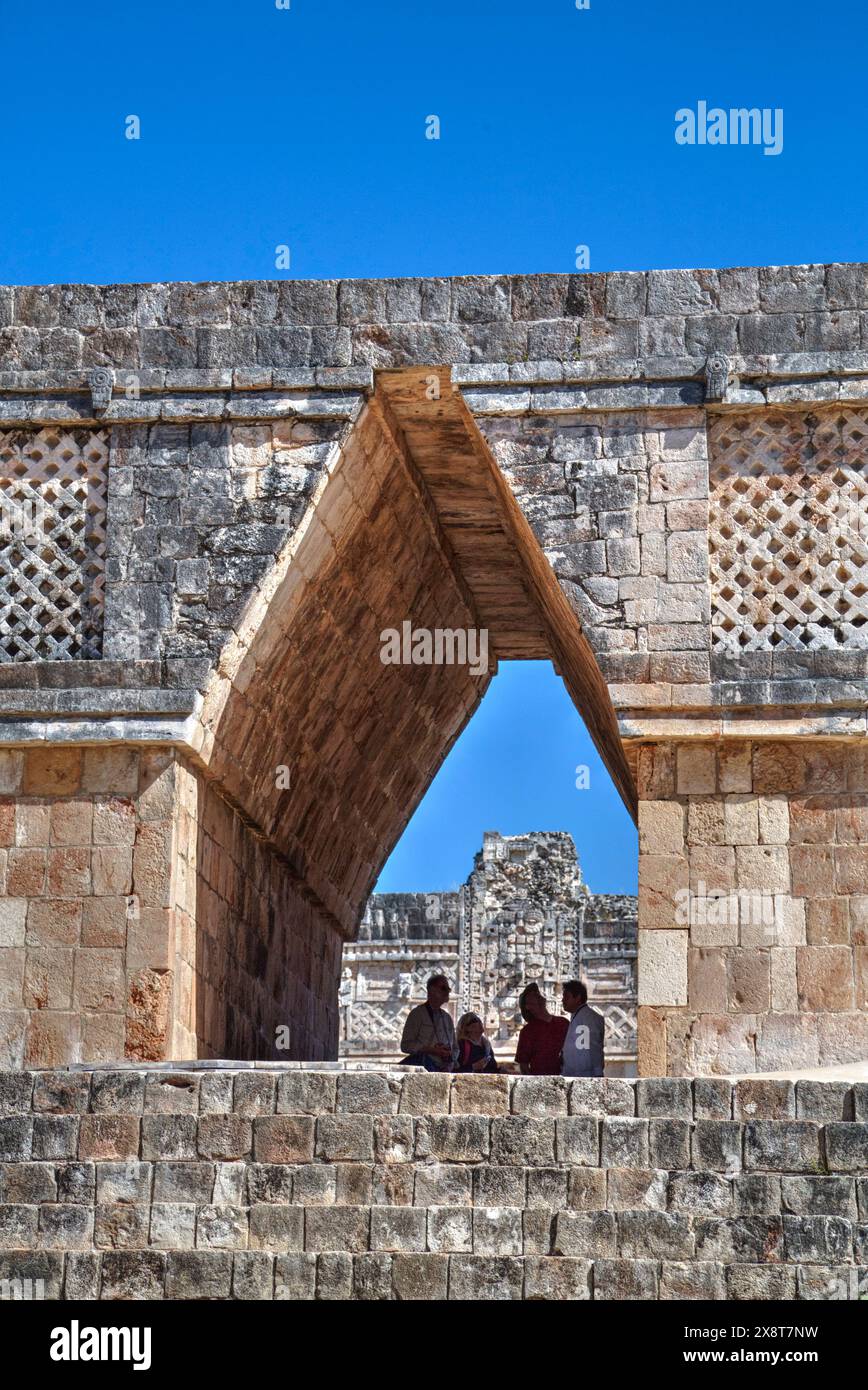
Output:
left=709, top=409, right=868, bottom=653
left=0, top=428, right=108, bottom=660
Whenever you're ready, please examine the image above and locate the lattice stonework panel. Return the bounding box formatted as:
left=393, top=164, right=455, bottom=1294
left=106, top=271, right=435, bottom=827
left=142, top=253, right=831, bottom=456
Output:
left=709, top=410, right=868, bottom=653
left=0, top=428, right=108, bottom=661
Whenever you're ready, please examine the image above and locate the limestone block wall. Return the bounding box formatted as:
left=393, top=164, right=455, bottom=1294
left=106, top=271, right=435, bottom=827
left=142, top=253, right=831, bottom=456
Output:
left=0, top=747, right=178, bottom=1069
left=477, top=407, right=711, bottom=684
left=176, top=762, right=343, bottom=1063
left=637, top=741, right=868, bottom=1076
left=4, top=265, right=867, bottom=374
left=3, top=266, right=868, bottom=1073
left=0, top=1067, right=865, bottom=1301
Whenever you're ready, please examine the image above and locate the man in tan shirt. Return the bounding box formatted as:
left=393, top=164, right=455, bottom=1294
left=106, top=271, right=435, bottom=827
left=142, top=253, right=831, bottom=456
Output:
left=399, top=974, right=458, bottom=1071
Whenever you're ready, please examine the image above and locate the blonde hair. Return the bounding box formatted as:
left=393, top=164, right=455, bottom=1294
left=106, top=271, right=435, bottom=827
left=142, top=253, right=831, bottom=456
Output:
left=456, top=1012, right=485, bottom=1042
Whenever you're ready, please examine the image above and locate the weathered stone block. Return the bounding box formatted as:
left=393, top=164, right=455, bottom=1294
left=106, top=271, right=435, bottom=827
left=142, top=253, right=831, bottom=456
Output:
left=426, top=1206, right=472, bottom=1253
left=734, top=1080, right=795, bottom=1121
left=660, top=1259, right=726, bottom=1300
left=254, top=1116, right=316, bottom=1163
left=165, top=1250, right=232, bottom=1299
left=153, top=1161, right=214, bottom=1204
left=472, top=1206, right=523, bottom=1256
left=94, top=1202, right=150, bottom=1250
left=140, top=1115, right=197, bottom=1162
left=606, top=1168, right=668, bottom=1211
left=734, top=1175, right=782, bottom=1215
left=149, top=1202, right=196, bottom=1249
left=601, top=1119, right=649, bottom=1168
left=276, top=1071, right=336, bottom=1116
left=474, top=1164, right=526, bottom=1207
left=555, top=1117, right=598, bottom=1165
left=510, top=1076, right=567, bottom=1117
left=232, top=1074, right=276, bottom=1118
left=197, top=1115, right=252, bottom=1161
left=232, top=1251, right=274, bottom=1300
left=399, top=1073, right=451, bottom=1116
left=744, top=1121, right=822, bottom=1173
left=524, top=1167, right=566, bottom=1210
left=336, top=1073, right=399, bottom=1116
left=567, top=1168, right=607, bottom=1210
left=305, top=1206, right=370, bottom=1254
left=351, top=1252, right=392, bottom=1301
left=618, top=1210, right=694, bottom=1260
left=592, top=1258, right=658, bottom=1299
left=694, top=1215, right=783, bottom=1264
left=392, top=1252, right=449, bottom=1301
left=825, top=1123, right=868, bottom=1172
left=418, top=1116, right=489, bottom=1163
left=524, top=1256, right=591, bottom=1300
left=692, top=1121, right=742, bottom=1174
left=649, top=1119, right=691, bottom=1169
left=568, top=1079, right=635, bottom=1117
left=248, top=1204, right=302, bottom=1252
left=553, top=1210, right=616, bottom=1258
left=450, top=1075, right=510, bottom=1116
left=668, top=1171, right=731, bottom=1214
left=726, top=1263, right=796, bottom=1299
left=489, top=1117, right=554, bottom=1165
left=95, top=1161, right=151, bottom=1205
left=447, top=1254, right=524, bottom=1301
left=370, top=1205, right=426, bottom=1253
left=274, top=1252, right=316, bottom=1300
left=413, top=1163, right=471, bottom=1207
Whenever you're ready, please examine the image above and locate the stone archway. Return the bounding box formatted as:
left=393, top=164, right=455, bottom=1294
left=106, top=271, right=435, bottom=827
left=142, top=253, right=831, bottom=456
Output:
left=180, top=368, right=635, bottom=1060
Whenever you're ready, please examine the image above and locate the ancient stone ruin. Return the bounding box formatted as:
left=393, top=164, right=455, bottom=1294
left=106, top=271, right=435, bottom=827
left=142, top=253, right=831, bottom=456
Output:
left=1, top=263, right=867, bottom=1300
left=341, top=831, right=637, bottom=1071
left=1, top=261, right=866, bottom=1077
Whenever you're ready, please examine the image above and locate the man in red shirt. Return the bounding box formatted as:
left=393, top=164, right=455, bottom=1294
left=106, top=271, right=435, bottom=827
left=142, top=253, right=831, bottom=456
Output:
left=514, top=983, right=569, bottom=1076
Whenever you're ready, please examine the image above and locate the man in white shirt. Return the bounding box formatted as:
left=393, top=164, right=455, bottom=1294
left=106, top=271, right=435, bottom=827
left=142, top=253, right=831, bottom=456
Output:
left=399, top=974, right=458, bottom=1071
left=560, top=979, right=605, bottom=1078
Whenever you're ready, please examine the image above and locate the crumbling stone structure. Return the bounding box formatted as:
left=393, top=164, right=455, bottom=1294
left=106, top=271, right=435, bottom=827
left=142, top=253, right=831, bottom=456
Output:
left=341, top=831, right=637, bottom=1070
left=0, top=1064, right=865, bottom=1301
left=0, top=263, right=867, bottom=1075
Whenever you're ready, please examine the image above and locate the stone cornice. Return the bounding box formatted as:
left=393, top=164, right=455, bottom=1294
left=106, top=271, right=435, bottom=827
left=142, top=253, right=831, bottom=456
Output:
left=4, top=350, right=868, bottom=423
left=619, top=709, right=868, bottom=740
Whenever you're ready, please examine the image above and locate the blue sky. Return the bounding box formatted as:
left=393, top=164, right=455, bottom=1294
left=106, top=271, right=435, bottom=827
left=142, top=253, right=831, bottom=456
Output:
left=379, top=661, right=635, bottom=896
left=3, top=0, right=866, bottom=892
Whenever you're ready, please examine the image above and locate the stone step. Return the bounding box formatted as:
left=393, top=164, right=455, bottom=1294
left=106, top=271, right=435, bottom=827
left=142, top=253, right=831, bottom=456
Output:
left=5, top=1069, right=867, bottom=1122
left=0, top=1249, right=864, bottom=1301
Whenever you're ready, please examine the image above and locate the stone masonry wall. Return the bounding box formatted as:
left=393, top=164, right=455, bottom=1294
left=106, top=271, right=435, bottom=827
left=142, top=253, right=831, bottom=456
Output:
left=477, top=407, right=710, bottom=683
left=637, top=741, right=868, bottom=1076
left=0, top=744, right=343, bottom=1070
left=0, top=747, right=179, bottom=1070
left=179, top=764, right=343, bottom=1063
left=4, top=265, right=868, bottom=373
left=3, top=265, right=868, bottom=1075
left=0, top=1067, right=866, bottom=1301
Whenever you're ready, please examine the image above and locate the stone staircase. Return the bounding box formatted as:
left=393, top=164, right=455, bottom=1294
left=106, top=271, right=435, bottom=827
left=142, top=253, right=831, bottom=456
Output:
left=1, top=1066, right=866, bottom=1300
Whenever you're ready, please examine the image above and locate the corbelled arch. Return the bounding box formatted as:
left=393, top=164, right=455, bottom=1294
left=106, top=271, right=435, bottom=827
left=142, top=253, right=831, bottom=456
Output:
left=180, top=368, right=635, bottom=1058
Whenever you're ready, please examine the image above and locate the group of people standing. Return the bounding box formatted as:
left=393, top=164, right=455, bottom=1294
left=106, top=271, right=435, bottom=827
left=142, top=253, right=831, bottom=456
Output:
left=398, top=974, right=605, bottom=1077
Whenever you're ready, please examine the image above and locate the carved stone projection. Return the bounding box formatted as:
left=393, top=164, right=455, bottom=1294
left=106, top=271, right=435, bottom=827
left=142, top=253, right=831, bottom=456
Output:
left=709, top=409, right=868, bottom=654
left=340, top=831, right=638, bottom=1073
left=0, top=428, right=108, bottom=660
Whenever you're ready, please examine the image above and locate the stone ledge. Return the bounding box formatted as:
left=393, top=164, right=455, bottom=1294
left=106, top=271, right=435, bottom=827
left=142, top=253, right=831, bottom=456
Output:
left=0, top=389, right=365, bottom=427
left=5, top=345, right=868, bottom=400
left=0, top=714, right=199, bottom=745
left=619, top=711, right=868, bottom=740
